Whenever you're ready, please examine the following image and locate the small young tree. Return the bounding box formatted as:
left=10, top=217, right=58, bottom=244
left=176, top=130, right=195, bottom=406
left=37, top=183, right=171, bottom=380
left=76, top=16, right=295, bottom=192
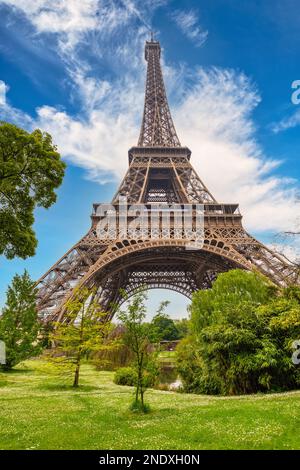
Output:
left=0, top=270, right=41, bottom=370
left=117, top=290, right=158, bottom=412
left=48, top=287, right=111, bottom=387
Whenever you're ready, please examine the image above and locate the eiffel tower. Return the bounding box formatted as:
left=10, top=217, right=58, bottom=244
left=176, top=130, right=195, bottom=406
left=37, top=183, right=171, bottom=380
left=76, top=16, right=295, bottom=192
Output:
left=36, top=38, right=298, bottom=321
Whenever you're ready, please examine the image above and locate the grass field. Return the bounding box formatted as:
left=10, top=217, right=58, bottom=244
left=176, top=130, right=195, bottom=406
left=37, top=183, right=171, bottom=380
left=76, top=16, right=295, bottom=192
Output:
left=1, top=360, right=300, bottom=450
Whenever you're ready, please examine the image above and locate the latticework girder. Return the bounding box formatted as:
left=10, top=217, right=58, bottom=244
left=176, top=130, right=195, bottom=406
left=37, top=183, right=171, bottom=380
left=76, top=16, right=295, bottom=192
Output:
left=113, top=152, right=216, bottom=204
left=138, top=41, right=180, bottom=147
left=36, top=38, right=299, bottom=322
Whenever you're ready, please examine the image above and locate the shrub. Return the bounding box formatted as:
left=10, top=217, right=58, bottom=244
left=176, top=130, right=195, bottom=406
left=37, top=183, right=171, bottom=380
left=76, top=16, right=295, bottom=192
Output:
left=176, top=336, right=222, bottom=394
left=114, top=366, right=158, bottom=388
left=177, top=271, right=300, bottom=395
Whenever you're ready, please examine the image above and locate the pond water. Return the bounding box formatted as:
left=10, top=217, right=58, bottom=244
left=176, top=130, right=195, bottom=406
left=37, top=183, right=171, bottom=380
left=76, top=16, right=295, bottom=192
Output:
left=159, top=365, right=182, bottom=390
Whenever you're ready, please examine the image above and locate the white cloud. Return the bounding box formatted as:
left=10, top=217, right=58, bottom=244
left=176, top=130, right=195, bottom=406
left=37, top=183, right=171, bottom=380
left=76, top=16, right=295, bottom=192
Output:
left=171, top=9, right=208, bottom=47
left=1, top=0, right=99, bottom=52
left=0, top=79, right=34, bottom=127
left=71, top=71, right=112, bottom=112
left=35, top=100, right=138, bottom=183
left=0, top=80, right=8, bottom=106
left=0, top=0, right=157, bottom=180
left=0, top=0, right=159, bottom=55
left=173, top=67, right=300, bottom=233
left=271, top=108, right=300, bottom=133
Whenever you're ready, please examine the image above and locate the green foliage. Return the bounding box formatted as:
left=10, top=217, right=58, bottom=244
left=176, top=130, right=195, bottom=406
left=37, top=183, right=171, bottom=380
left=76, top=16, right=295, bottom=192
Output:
left=117, top=290, right=159, bottom=410
left=0, top=270, right=41, bottom=370
left=174, top=318, right=190, bottom=339
left=177, top=270, right=300, bottom=395
left=0, top=122, right=65, bottom=259
left=148, top=301, right=180, bottom=342
left=176, top=336, right=221, bottom=394
left=47, top=287, right=112, bottom=387
left=190, top=269, right=275, bottom=334
left=114, top=367, right=137, bottom=386
left=92, top=325, right=134, bottom=371
left=39, top=322, right=54, bottom=349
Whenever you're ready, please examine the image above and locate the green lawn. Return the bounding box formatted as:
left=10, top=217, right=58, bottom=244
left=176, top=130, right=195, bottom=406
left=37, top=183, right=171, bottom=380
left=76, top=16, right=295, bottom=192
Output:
left=158, top=350, right=176, bottom=363
left=1, top=360, right=300, bottom=450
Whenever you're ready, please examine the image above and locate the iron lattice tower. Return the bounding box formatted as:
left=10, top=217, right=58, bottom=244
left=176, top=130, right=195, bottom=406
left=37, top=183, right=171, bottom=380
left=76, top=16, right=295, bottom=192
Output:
left=36, top=39, right=299, bottom=321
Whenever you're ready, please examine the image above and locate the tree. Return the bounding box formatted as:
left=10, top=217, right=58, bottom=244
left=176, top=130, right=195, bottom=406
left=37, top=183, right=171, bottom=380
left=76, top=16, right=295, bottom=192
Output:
left=48, top=287, right=111, bottom=387
left=190, top=269, right=276, bottom=334
left=92, top=324, right=135, bottom=370
left=255, top=290, right=300, bottom=390
left=174, top=318, right=190, bottom=339
left=177, top=270, right=300, bottom=395
left=117, top=290, right=158, bottom=412
left=0, top=270, right=41, bottom=370
left=149, top=301, right=180, bottom=342
left=0, top=122, right=65, bottom=259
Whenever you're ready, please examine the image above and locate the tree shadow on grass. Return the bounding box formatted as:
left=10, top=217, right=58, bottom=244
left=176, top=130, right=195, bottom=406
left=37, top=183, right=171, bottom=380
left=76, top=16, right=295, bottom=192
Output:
left=0, top=368, right=35, bottom=376
left=38, top=383, right=100, bottom=392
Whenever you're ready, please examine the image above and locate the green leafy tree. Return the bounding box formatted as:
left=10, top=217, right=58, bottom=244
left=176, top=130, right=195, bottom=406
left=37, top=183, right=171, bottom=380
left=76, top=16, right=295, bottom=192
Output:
left=117, top=290, right=159, bottom=412
left=256, top=288, right=300, bottom=390
left=0, top=270, right=41, bottom=370
left=0, top=122, right=65, bottom=259
left=149, top=301, right=180, bottom=342
left=48, top=287, right=112, bottom=387
left=177, top=270, right=300, bottom=395
left=190, top=269, right=275, bottom=334
left=92, top=324, right=134, bottom=371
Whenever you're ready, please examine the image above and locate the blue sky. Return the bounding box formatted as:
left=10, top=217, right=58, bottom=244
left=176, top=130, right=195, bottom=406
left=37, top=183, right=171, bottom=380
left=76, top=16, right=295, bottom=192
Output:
left=0, top=0, right=300, bottom=319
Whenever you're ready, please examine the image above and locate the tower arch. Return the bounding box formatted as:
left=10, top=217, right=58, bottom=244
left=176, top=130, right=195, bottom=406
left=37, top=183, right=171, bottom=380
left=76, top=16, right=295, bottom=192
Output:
left=36, top=37, right=298, bottom=322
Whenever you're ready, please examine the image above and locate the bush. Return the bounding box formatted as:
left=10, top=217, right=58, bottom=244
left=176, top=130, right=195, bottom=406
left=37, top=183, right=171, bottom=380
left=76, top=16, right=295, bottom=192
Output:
left=114, top=366, right=158, bottom=388
left=177, top=270, right=300, bottom=396
left=114, top=367, right=137, bottom=386
left=176, top=336, right=222, bottom=395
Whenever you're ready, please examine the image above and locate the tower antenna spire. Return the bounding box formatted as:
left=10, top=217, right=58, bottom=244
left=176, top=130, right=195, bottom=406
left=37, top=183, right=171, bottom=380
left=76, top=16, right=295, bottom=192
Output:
left=138, top=37, right=180, bottom=147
